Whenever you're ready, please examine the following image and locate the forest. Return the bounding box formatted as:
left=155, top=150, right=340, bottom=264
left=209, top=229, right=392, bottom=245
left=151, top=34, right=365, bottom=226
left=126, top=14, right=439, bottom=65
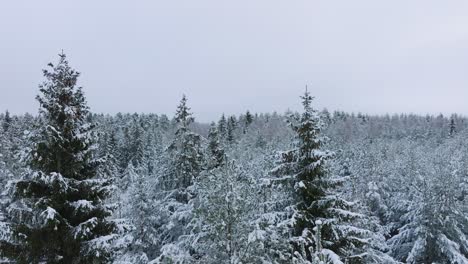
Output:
left=1, top=55, right=468, bottom=264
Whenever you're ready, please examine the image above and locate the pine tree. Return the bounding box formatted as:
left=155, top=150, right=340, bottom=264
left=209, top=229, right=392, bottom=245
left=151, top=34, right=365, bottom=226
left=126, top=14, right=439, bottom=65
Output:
left=119, top=115, right=145, bottom=170
left=2, top=110, right=11, bottom=132
left=245, top=111, right=253, bottom=127
left=153, top=95, right=204, bottom=262
left=449, top=115, right=456, bottom=137
left=226, top=116, right=237, bottom=144
left=218, top=114, right=227, bottom=141
left=100, top=130, right=120, bottom=180
left=171, top=155, right=261, bottom=264
left=321, top=109, right=332, bottom=126
left=128, top=116, right=145, bottom=168
left=206, top=122, right=225, bottom=169
left=0, top=53, right=123, bottom=263
left=167, top=95, right=203, bottom=193
left=158, top=114, right=170, bottom=131
left=117, top=167, right=155, bottom=264
left=388, top=141, right=468, bottom=263
left=0, top=123, right=14, bottom=247
left=271, top=90, right=368, bottom=263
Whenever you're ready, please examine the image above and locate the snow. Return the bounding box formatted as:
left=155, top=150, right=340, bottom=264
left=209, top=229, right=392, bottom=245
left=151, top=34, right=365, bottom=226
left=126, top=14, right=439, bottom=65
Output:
left=41, top=207, right=58, bottom=221
left=2, top=89, right=468, bottom=263
left=73, top=217, right=99, bottom=239
left=322, top=249, right=344, bottom=264
left=70, top=200, right=95, bottom=211
left=36, top=172, right=69, bottom=191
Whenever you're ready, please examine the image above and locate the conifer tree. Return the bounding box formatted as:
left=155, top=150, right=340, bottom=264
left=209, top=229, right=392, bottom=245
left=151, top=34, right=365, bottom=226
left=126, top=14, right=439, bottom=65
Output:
left=226, top=116, right=237, bottom=144
left=218, top=114, right=227, bottom=140
left=0, top=53, right=123, bottom=264
left=271, top=90, right=368, bottom=263
left=100, top=130, right=120, bottom=179
left=0, top=123, right=14, bottom=246
left=206, top=122, right=225, bottom=169
left=128, top=117, right=145, bottom=168
left=388, top=141, right=468, bottom=263
left=2, top=110, right=11, bottom=132
left=449, top=115, right=456, bottom=137
left=167, top=95, right=203, bottom=193
left=154, top=95, right=204, bottom=262
left=245, top=110, right=253, bottom=127
left=117, top=166, right=156, bottom=264
left=187, top=159, right=254, bottom=263
left=158, top=114, right=170, bottom=131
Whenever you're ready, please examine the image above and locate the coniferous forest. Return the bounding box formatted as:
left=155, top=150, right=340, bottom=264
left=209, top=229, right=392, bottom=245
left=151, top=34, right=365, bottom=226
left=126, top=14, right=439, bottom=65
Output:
left=1, top=55, right=468, bottom=264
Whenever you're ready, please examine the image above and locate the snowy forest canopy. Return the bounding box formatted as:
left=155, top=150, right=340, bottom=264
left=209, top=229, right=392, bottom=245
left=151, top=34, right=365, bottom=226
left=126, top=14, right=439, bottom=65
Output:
left=1, top=55, right=468, bottom=264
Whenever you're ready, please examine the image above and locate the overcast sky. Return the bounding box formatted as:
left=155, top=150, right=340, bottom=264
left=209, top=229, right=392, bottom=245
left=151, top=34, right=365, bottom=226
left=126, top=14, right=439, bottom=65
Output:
left=2, top=1, right=468, bottom=122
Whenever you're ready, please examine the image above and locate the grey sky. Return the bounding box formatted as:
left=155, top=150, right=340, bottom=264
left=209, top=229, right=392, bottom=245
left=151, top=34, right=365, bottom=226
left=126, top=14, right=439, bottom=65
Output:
left=2, top=1, right=468, bottom=122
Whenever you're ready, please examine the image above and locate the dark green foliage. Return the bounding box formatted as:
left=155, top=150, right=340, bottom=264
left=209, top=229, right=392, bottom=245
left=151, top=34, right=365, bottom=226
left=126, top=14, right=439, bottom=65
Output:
left=226, top=116, right=237, bottom=144
left=2, top=110, right=12, bottom=132
left=280, top=91, right=332, bottom=254
left=174, top=95, right=194, bottom=127
left=217, top=114, right=227, bottom=140
left=0, top=53, right=120, bottom=264
left=167, top=95, right=203, bottom=198
left=449, top=116, right=456, bottom=137
left=272, top=90, right=369, bottom=262
left=206, top=122, right=225, bottom=169
left=245, top=110, right=253, bottom=127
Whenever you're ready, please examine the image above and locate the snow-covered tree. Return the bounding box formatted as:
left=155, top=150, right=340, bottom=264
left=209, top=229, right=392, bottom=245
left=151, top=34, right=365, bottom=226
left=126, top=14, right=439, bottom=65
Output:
left=226, top=116, right=237, bottom=144
left=388, top=140, right=468, bottom=263
left=153, top=95, right=204, bottom=262
left=2, top=110, right=12, bottom=132
left=218, top=114, right=227, bottom=141
left=245, top=110, right=253, bottom=128
left=206, top=122, right=225, bottom=169
left=0, top=53, right=125, bottom=263
left=270, top=90, right=372, bottom=263
left=3, top=65, right=468, bottom=263
left=165, top=95, right=203, bottom=197
left=175, top=158, right=258, bottom=264
left=116, top=168, right=157, bottom=264
left=449, top=115, right=456, bottom=137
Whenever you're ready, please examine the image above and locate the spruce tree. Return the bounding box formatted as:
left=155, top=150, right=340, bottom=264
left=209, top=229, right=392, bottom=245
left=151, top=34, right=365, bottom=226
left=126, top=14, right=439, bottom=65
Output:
left=187, top=159, right=253, bottom=263
left=272, top=90, right=367, bottom=263
left=0, top=53, right=122, bottom=264
left=2, top=110, right=11, bottom=132
left=218, top=114, right=227, bottom=141
left=100, top=130, right=120, bottom=180
left=167, top=94, right=203, bottom=193
left=449, top=115, right=456, bottom=137
left=206, top=122, right=225, bottom=169
left=117, top=165, right=155, bottom=264
left=154, top=95, right=204, bottom=262
left=388, top=141, right=468, bottom=263
left=226, top=116, right=237, bottom=144
left=245, top=110, right=253, bottom=128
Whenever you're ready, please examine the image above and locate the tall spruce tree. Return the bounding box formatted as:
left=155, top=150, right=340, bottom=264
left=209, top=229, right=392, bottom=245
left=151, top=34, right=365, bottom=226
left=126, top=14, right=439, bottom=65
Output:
left=218, top=114, right=227, bottom=141
left=206, top=122, right=225, bottom=169
left=226, top=116, right=237, bottom=144
left=272, top=90, right=369, bottom=263
left=0, top=53, right=122, bottom=264
left=153, top=95, right=204, bottom=262
left=245, top=110, right=253, bottom=127
left=2, top=110, right=11, bottom=132
left=167, top=95, right=203, bottom=193
left=449, top=115, right=456, bottom=137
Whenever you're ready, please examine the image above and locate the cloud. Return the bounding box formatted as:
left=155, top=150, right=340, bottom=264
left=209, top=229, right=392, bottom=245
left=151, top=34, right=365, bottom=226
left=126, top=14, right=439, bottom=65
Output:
left=1, top=0, right=468, bottom=121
